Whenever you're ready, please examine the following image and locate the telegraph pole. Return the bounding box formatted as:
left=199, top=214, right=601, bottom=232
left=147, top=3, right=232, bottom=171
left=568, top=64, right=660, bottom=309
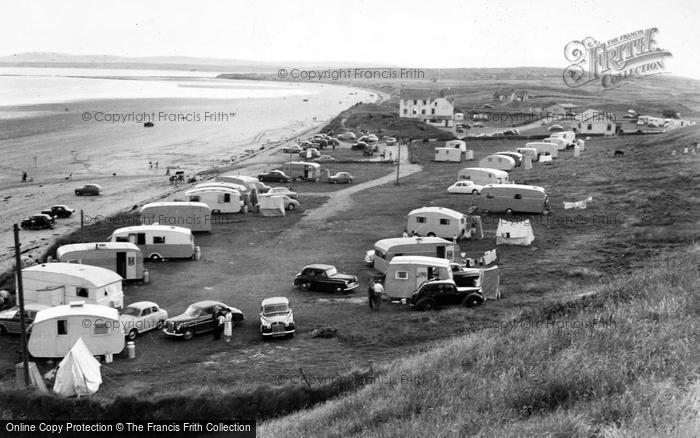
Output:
left=395, top=139, right=402, bottom=185
left=13, top=224, right=30, bottom=387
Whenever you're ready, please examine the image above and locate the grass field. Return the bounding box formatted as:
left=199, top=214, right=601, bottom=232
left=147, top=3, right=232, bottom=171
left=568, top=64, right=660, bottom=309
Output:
left=1, top=74, right=698, bottom=432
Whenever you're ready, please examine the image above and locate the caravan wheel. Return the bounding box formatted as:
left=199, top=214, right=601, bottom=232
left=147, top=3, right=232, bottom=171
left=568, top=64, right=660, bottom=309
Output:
left=427, top=232, right=436, bottom=237
left=505, top=209, right=514, bottom=215
left=127, top=329, right=138, bottom=340
left=149, top=254, right=163, bottom=262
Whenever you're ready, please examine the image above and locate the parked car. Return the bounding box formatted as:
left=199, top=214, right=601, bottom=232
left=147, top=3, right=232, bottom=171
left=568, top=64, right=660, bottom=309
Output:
left=282, top=145, right=303, bottom=154
left=294, top=264, right=359, bottom=293
left=328, top=172, right=353, bottom=184
left=409, top=280, right=484, bottom=310
left=163, top=300, right=244, bottom=340
left=267, top=186, right=298, bottom=199
left=351, top=141, right=368, bottom=151
left=299, top=148, right=321, bottom=159
left=0, top=304, right=50, bottom=335
left=259, top=297, right=295, bottom=338
left=336, top=132, right=357, bottom=141
left=258, top=170, right=292, bottom=183
left=119, top=301, right=169, bottom=340
left=279, top=195, right=300, bottom=211
left=447, top=180, right=483, bottom=195
left=314, top=155, right=336, bottom=162
left=20, top=214, right=55, bottom=230
left=364, top=250, right=375, bottom=267
left=75, top=183, right=102, bottom=196
left=384, top=137, right=397, bottom=145
left=41, top=205, right=75, bottom=218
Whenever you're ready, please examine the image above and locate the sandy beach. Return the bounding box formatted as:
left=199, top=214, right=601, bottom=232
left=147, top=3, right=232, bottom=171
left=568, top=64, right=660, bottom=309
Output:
left=0, top=79, right=378, bottom=276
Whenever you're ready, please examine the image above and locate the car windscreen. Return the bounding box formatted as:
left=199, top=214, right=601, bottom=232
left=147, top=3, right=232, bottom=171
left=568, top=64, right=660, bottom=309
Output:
left=263, top=304, right=290, bottom=316
left=122, top=307, right=140, bottom=317
left=324, top=267, right=338, bottom=276
left=184, top=305, right=205, bottom=317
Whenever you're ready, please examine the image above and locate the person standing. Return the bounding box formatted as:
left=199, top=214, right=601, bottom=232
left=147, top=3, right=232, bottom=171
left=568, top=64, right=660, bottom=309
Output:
left=223, top=310, right=233, bottom=343
left=402, top=229, right=409, bottom=238
left=371, top=279, right=384, bottom=310
left=21, top=171, right=27, bottom=182
left=212, top=307, right=222, bottom=340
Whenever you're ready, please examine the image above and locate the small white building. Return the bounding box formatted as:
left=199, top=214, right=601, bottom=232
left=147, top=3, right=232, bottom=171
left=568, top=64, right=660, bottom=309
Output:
left=22, top=263, right=124, bottom=309
left=577, top=110, right=616, bottom=136
left=399, top=89, right=455, bottom=127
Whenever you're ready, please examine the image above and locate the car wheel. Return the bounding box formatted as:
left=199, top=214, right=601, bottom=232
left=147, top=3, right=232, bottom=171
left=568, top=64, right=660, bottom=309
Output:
left=150, top=254, right=162, bottom=262
left=462, top=295, right=482, bottom=308
left=127, top=329, right=138, bottom=340
left=427, top=232, right=436, bottom=237
left=301, top=282, right=311, bottom=291
left=505, top=208, right=514, bottom=215
left=287, top=203, right=295, bottom=211
left=416, top=298, right=435, bottom=311
left=183, top=329, right=194, bottom=341
left=472, top=189, right=478, bottom=195
left=156, top=320, right=165, bottom=330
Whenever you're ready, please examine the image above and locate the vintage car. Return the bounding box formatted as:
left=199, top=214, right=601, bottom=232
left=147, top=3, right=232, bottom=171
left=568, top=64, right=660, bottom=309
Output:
left=258, top=170, right=292, bottom=183
left=0, top=304, right=50, bottom=335
left=294, top=264, right=359, bottom=293
left=328, top=172, right=354, bottom=184
left=447, top=180, right=483, bottom=195
left=163, top=300, right=244, bottom=340
left=41, top=205, right=75, bottom=218
left=20, top=214, right=55, bottom=230
left=266, top=187, right=297, bottom=199
left=119, top=301, right=169, bottom=340
left=336, top=132, right=357, bottom=141
left=259, top=297, right=295, bottom=338
left=409, top=279, right=484, bottom=310
left=75, top=183, right=102, bottom=196
left=282, top=144, right=303, bottom=154
left=314, top=155, right=336, bottom=162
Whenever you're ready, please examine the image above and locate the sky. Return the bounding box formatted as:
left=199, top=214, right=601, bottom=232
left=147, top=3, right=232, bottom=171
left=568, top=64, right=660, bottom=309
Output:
left=2, top=0, right=699, bottom=79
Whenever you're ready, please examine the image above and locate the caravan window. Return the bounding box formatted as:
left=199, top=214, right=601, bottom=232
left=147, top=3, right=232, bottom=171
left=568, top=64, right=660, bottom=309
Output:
left=224, top=193, right=231, bottom=203
left=153, top=236, right=166, bottom=244
left=439, top=219, right=450, bottom=225
left=190, top=195, right=200, bottom=202
left=514, top=194, right=522, bottom=200
left=416, top=216, right=426, bottom=224
left=94, top=321, right=109, bottom=335
left=57, top=320, right=67, bottom=335
left=77, top=287, right=88, bottom=298
left=115, top=236, right=129, bottom=243
left=395, top=271, right=408, bottom=280
left=128, top=256, right=135, bottom=266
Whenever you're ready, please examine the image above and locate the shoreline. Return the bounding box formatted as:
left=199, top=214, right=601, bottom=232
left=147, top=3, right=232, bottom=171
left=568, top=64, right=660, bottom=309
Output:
left=0, top=82, right=381, bottom=280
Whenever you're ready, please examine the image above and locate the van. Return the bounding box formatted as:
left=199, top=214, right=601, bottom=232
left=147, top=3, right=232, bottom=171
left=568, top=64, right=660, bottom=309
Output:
left=372, top=236, right=457, bottom=273
left=478, top=154, right=516, bottom=170
left=458, top=167, right=509, bottom=185
left=140, top=201, right=212, bottom=232
left=383, top=256, right=453, bottom=300
left=185, top=187, right=243, bottom=214
left=280, top=161, right=322, bottom=182
left=22, top=263, right=124, bottom=309
left=28, top=302, right=125, bottom=358
left=406, top=207, right=468, bottom=240
left=108, top=224, right=196, bottom=261
left=524, top=142, right=559, bottom=158
left=477, top=184, right=550, bottom=214
left=56, top=242, right=144, bottom=281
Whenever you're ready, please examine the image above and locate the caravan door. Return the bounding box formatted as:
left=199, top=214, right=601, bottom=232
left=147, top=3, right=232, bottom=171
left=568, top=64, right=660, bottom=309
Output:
left=125, top=253, right=137, bottom=279
left=416, top=266, right=429, bottom=289
left=116, top=252, right=126, bottom=278
left=128, top=233, right=146, bottom=246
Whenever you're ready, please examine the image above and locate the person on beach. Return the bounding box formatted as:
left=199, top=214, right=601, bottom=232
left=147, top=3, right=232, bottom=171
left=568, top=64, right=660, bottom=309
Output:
left=21, top=171, right=27, bottom=182
left=155, top=161, right=159, bottom=169
left=165, top=166, right=170, bottom=176
left=223, top=310, right=233, bottom=343
left=149, top=160, right=153, bottom=169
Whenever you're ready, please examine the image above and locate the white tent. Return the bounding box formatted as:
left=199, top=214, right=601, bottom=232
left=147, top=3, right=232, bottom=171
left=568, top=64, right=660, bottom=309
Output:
left=53, top=338, right=102, bottom=397
left=496, top=219, right=534, bottom=246
left=259, top=195, right=286, bottom=217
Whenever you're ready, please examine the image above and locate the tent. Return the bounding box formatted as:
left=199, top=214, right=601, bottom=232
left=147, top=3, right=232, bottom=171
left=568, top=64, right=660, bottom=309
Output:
left=496, top=219, right=534, bottom=246
left=481, top=265, right=501, bottom=300
left=259, top=195, right=286, bottom=217
left=53, top=338, right=102, bottom=397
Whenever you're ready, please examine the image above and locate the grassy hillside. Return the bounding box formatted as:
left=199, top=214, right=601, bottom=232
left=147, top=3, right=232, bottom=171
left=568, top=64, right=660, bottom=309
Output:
left=260, top=245, right=700, bottom=437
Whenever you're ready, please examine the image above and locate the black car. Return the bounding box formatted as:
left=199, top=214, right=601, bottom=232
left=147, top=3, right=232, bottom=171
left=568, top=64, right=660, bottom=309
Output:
left=41, top=205, right=74, bottom=218
left=75, top=183, right=102, bottom=196
left=294, top=264, right=359, bottom=293
left=257, top=170, right=292, bottom=183
left=20, top=214, right=55, bottom=230
left=409, top=279, right=484, bottom=310
left=163, top=300, right=244, bottom=340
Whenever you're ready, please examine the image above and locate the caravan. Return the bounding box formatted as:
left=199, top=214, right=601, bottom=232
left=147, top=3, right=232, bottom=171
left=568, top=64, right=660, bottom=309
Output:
left=543, top=137, right=568, bottom=151
left=22, top=263, right=124, bottom=309
left=383, top=256, right=453, bottom=300
left=458, top=167, right=509, bottom=185
left=434, top=147, right=462, bottom=162
left=525, top=142, right=559, bottom=158
left=372, top=237, right=456, bottom=273
left=215, top=174, right=270, bottom=193
left=56, top=242, right=144, bottom=281
left=549, top=131, right=576, bottom=147
left=108, top=224, right=196, bottom=261
left=140, top=202, right=212, bottom=232
left=185, top=186, right=243, bottom=214
left=280, top=162, right=322, bottom=182
left=478, top=154, right=516, bottom=170
left=28, top=302, right=125, bottom=358
left=406, top=207, right=468, bottom=240
left=477, top=184, right=550, bottom=214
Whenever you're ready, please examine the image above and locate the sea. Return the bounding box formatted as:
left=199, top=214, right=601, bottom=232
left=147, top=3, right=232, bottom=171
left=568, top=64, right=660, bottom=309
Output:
left=0, top=67, right=315, bottom=117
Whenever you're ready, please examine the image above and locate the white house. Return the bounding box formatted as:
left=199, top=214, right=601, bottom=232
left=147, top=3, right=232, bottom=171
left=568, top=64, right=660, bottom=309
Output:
left=576, top=110, right=616, bottom=136
left=399, top=89, right=455, bottom=127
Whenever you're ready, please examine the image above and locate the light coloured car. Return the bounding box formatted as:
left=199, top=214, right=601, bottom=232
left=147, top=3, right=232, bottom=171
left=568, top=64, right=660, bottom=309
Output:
left=277, top=195, right=300, bottom=211
left=120, top=301, right=169, bottom=340
left=384, top=137, right=397, bottom=145
left=314, top=155, right=336, bottom=162
left=0, top=304, right=50, bottom=335
left=282, top=145, right=303, bottom=154
left=267, top=187, right=298, bottom=199
left=447, top=180, right=483, bottom=195
left=259, top=297, right=295, bottom=338
left=328, top=172, right=353, bottom=184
